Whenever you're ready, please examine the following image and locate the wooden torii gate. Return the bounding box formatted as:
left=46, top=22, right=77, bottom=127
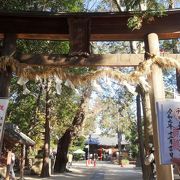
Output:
left=0, top=10, right=180, bottom=180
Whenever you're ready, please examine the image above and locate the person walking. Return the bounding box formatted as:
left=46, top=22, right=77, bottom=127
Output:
left=10, top=152, right=16, bottom=180
left=67, top=153, right=73, bottom=167
left=6, top=149, right=16, bottom=180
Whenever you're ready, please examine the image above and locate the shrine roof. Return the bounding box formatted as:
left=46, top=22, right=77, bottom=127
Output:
left=4, top=123, right=35, bottom=146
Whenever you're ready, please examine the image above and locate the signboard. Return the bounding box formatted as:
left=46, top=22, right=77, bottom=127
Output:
left=156, top=100, right=180, bottom=164
left=0, top=99, right=9, bottom=142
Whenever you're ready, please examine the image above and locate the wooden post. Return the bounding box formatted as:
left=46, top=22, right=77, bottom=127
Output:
left=145, top=33, right=173, bottom=180
left=20, top=144, right=26, bottom=180
left=68, top=18, right=90, bottom=57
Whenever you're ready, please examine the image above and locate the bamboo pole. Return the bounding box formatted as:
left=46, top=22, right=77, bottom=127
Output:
left=145, top=33, right=173, bottom=180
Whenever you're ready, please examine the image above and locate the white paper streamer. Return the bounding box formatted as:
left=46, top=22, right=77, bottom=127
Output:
left=139, top=76, right=150, bottom=91
left=92, top=80, right=102, bottom=93
left=17, top=77, right=29, bottom=86
left=64, top=79, right=75, bottom=89
left=23, top=85, right=30, bottom=95
left=54, top=76, right=63, bottom=95
left=35, top=75, right=42, bottom=83
left=56, top=84, right=62, bottom=95
left=122, top=81, right=137, bottom=95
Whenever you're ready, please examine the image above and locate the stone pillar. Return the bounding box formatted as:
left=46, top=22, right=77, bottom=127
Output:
left=145, top=33, right=173, bottom=180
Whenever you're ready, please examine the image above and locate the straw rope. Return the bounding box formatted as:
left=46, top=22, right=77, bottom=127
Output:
left=0, top=54, right=179, bottom=86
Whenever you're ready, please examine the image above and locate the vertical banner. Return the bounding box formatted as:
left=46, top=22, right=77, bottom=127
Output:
left=156, top=100, right=180, bottom=164
left=0, top=99, right=9, bottom=143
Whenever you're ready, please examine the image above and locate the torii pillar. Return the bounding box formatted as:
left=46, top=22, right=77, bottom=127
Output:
left=0, top=33, right=16, bottom=97
left=0, top=33, right=16, bottom=180
left=145, top=33, right=173, bottom=180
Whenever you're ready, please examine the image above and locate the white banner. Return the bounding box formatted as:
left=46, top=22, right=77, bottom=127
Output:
left=156, top=100, right=180, bottom=164
left=0, top=99, right=9, bottom=142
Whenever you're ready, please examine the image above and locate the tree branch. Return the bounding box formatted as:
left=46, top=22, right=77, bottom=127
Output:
left=113, top=0, right=122, bottom=12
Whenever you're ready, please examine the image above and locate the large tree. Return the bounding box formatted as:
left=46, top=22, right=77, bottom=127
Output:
left=54, top=87, right=92, bottom=173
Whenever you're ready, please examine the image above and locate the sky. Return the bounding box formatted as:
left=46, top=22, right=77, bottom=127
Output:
left=83, top=0, right=180, bottom=12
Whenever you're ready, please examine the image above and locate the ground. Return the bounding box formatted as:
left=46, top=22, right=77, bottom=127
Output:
left=21, top=161, right=180, bottom=180
left=24, top=161, right=142, bottom=180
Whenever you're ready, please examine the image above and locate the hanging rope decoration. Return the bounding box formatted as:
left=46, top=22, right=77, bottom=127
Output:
left=0, top=54, right=179, bottom=87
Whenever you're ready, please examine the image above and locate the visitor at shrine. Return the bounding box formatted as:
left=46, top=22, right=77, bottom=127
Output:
left=67, top=153, right=73, bottom=167
left=144, top=143, right=156, bottom=180
left=6, top=149, right=16, bottom=180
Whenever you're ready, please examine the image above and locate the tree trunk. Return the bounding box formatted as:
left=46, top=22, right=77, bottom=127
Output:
left=140, top=89, right=153, bottom=147
left=41, top=80, right=50, bottom=177
left=54, top=129, right=72, bottom=173
left=136, top=86, right=146, bottom=179
left=19, top=144, right=26, bottom=180
left=28, top=84, right=43, bottom=135
left=54, top=88, right=90, bottom=173
left=117, top=131, right=122, bottom=164
left=54, top=110, right=85, bottom=173
left=138, top=86, right=153, bottom=180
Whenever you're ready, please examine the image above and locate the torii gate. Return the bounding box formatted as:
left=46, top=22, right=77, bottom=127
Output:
left=0, top=10, right=180, bottom=180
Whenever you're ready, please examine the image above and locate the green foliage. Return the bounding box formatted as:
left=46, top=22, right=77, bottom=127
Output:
left=52, top=85, right=81, bottom=138
left=160, top=39, right=180, bottom=53
left=127, top=2, right=166, bottom=30
left=0, top=0, right=84, bottom=12
left=6, top=77, right=45, bottom=148
left=82, top=116, right=96, bottom=135
left=127, top=15, right=143, bottom=30
left=92, top=41, right=132, bottom=54
left=17, top=40, right=69, bottom=54
left=7, top=76, right=83, bottom=149
left=67, top=67, right=92, bottom=75
left=125, top=121, right=138, bottom=158
left=84, top=0, right=168, bottom=30
left=69, top=136, right=86, bottom=153
left=96, top=79, right=135, bottom=135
